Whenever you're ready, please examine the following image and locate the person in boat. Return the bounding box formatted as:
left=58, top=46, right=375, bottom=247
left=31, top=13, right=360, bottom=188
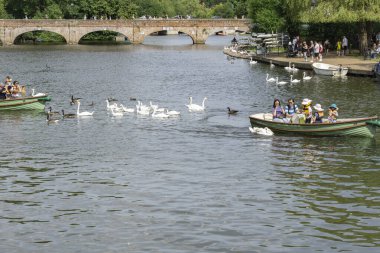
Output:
left=301, top=98, right=313, bottom=123
left=328, top=103, right=339, bottom=123
left=272, top=98, right=286, bottom=122
left=11, top=81, right=21, bottom=97
left=285, top=98, right=299, bottom=123
left=312, top=104, right=324, bottom=123
left=4, top=76, right=12, bottom=86
left=0, top=83, right=6, bottom=100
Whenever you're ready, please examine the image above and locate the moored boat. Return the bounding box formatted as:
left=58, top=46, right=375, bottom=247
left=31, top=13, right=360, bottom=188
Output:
left=312, top=62, right=348, bottom=76
left=249, top=113, right=380, bottom=138
left=0, top=95, right=51, bottom=111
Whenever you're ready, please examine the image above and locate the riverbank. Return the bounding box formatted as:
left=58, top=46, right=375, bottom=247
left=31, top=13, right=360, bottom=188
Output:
left=224, top=48, right=377, bottom=77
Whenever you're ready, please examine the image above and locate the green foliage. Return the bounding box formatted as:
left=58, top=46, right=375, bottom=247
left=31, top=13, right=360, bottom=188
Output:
left=211, top=1, right=234, bottom=18
left=247, top=0, right=284, bottom=32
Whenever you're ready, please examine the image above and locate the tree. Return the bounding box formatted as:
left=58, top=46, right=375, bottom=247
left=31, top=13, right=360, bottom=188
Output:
left=284, top=0, right=380, bottom=53
left=247, top=0, right=284, bottom=32
left=0, top=0, right=9, bottom=18
left=211, top=1, right=234, bottom=18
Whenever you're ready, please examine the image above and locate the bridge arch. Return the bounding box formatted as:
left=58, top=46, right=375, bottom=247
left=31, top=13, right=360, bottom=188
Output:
left=76, top=27, right=133, bottom=45
left=140, top=27, right=196, bottom=44
left=12, top=28, right=69, bottom=45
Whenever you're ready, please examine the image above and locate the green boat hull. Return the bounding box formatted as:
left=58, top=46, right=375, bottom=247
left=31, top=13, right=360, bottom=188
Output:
left=249, top=113, right=379, bottom=138
left=0, top=95, right=51, bottom=111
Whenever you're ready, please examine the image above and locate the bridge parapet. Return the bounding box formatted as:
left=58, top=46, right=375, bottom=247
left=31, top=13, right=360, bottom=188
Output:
left=0, top=19, right=250, bottom=45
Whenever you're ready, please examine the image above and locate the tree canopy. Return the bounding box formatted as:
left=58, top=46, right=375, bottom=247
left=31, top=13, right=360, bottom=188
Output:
left=1, top=0, right=249, bottom=19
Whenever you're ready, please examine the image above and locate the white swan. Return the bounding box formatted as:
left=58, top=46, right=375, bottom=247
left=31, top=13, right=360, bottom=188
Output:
left=290, top=75, right=301, bottom=83
left=152, top=107, right=169, bottom=118
left=249, top=58, right=257, bottom=64
left=77, top=101, right=94, bottom=116
left=291, top=64, right=299, bottom=72
left=270, top=60, right=275, bottom=68
left=186, top=97, right=207, bottom=112
left=249, top=127, right=274, bottom=136
left=110, top=107, right=123, bottom=117
left=276, top=77, right=288, bottom=85
left=120, top=104, right=135, bottom=113
left=284, top=62, right=292, bottom=71
left=106, top=99, right=118, bottom=110
left=266, top=73, right=276, bottom=82
left=136, top=101, right=150, bottom=115
left=303, top=72, right=312, bottom=80
left=166, top=109, right=181, bottom=116
left=31, top=88, right=46, bottom=97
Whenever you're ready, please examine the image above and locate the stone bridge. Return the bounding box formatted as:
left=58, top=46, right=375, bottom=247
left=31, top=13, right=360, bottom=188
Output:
left=0, top=19, right=251, bottom=45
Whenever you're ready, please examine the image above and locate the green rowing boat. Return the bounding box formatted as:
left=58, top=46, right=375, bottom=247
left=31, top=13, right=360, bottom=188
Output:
left=249, top=113, right=380, bottom=138
left=0, top=95, right=51, bottom=111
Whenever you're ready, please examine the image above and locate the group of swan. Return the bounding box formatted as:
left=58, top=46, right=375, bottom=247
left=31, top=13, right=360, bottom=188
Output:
left=284, top=62, right=299, bottom=72
left=185, top=97, right=207, bottom=112
left=135, top=101, right=181, bottom=118
left=267, top=71, right=312, bottom=85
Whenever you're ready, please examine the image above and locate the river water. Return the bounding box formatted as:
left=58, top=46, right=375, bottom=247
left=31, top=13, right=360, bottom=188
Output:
left=0, top=35, right=380, bottom=253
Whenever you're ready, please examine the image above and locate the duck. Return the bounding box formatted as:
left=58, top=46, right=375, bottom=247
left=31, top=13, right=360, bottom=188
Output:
left=290, top=75, right=301, bottom=83
left=186, top=97, right=207, bottom=112
left=249, top=127, right=274, bottom=136
left=76, top=101, right=94, bottom=116
left=303, top=72, right=312, bottom=80
left=276, top=77, right=288, bottom=85
left=227, top=107, right=238, bottom=115
left=48, top=106, right=60, bottom=115
left=266, top=73, right=276, bottom=82
left=129, top=97, right=137, bottom=101
left=31, top=88, right=46, bottom=97
left=70, top=95, right=81, bottom=105
left=249, top=58, right=257, bottom=64
left=61, top=109, right=76, bottom=118
left=46, top=113, right=59, bottom=124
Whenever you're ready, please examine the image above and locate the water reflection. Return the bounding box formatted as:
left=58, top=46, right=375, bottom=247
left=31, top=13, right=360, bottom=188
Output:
left=270, top=137, right=380, bottom=247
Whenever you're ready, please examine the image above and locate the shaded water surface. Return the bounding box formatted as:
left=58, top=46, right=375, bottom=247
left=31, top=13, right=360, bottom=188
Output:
left=0, top=35, right=380, bottom=253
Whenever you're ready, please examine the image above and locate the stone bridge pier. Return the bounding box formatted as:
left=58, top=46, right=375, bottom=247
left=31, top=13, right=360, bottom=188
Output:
left=0, top=19, right=251, bottom=45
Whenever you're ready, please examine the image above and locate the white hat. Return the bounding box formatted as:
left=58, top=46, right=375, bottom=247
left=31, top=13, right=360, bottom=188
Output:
left=313, top=104, right=324, bottom=112
left=302, top=98, right=312, bottom=105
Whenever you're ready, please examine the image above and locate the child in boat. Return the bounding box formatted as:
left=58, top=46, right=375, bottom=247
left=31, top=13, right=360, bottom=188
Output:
left=11, top=81, right=21, bottom=97
left=272, top=98, right=286, bottom=122
left=312, top=104, right=324, bottom=123
left=301, top=98, right=313, bottom=123
left=328, top=103, right=339, bottom=123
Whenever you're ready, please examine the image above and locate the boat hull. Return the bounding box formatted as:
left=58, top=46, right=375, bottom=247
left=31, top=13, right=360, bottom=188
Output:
left=0, top=95, right=51, bottom=111
left=312, top=62, right=348, bottom=76
left=249, top=113, right=379, bottom=138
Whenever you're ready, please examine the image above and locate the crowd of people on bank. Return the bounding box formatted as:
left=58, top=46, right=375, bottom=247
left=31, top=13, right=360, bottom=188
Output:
left=288, top=32, right=380, bottom=61
left=272, top=98, right=339, bottom=124
left=0, top=76, right=26, bottom=99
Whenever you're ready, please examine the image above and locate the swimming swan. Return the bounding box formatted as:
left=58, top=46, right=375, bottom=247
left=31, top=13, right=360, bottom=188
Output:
left=266, top=73, right=276, bottom=82
left=77, top=101, right=94, bottom=116
left=276, top=77, right=288, bottom=85
left=303, top=72, right=312, bottom=80
left=186, top=97, right=207, bottom=112
left=249, top=127, right=274, bottom=136
left=290, top=75, right=301, bottom=83
left=31, top=88, right=46, bottom=97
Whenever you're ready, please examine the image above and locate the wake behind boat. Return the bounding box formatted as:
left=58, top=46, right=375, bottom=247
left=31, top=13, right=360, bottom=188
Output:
left=312, top=62, right=348, bottom=76
left=249, top=113, right=380, bottom=138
